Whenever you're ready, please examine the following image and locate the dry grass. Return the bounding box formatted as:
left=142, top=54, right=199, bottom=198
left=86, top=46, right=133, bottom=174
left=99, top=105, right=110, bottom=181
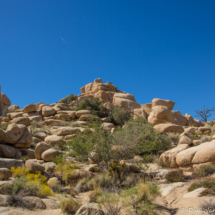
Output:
left=165, top=169, right=185, bottom=182
left=58, top=196, right=81, bottom=214
left=193, top=165, right=215, bottom=178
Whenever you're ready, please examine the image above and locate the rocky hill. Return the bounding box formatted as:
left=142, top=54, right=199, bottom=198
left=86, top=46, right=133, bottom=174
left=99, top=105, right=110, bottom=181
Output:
left=0, top=79, right=215, bottom=215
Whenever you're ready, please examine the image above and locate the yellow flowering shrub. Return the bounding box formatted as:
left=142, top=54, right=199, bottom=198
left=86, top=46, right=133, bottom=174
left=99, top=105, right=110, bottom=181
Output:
left=10, top=167, right=53, bottom=197
left=11, top=166, right=29, bottom=177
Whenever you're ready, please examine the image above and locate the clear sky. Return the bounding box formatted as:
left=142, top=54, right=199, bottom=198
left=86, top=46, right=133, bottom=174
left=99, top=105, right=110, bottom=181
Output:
left=1, top=0, right=215, bottom=120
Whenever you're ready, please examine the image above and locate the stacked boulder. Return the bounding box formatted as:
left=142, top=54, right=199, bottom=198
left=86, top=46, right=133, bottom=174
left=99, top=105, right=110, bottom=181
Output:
left=78, top=78, right=140, bottom=112
left=0, top=93, right=11, bottom=115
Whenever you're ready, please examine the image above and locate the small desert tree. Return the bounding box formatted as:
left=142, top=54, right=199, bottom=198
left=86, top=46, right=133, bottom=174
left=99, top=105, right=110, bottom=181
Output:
left=195, top=106, right=215, bottom=122
left=69, top=117, right=171, bottom=171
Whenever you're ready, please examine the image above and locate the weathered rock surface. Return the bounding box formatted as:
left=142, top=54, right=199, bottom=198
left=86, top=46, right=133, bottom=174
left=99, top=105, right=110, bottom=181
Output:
left=148, top=106, right=175, bottom=125
left=25, top=159, right=45, bottom=173
left=55, top=127, right=80, bottom=136
left=41, top=149, right=60, bottom=162
left=0, top=158, right=23, bottom=169
left=11, top=117, right=30, bottom=126
left=152, top=98, right=175, bottom=110
left=76, top=110, right=92, bottom=118
left=183, top=188, right=207, bottom=198
left=154, top=123, right=184, bottom=134
left=176, top=141, right=215, bottom=167
left=3, top=123, right=27, bottom=144
left=0, top=144, right=21, bottom=158
left=24, top=104, right=36, bottom=113
left=42, top=106, right=56, bottom=116
left=134, top=108, right=148, bottom=120
left=0, top=168, right=12, bottom=180
left=159, top=144, right=189, bottom=168
left=44, top=135, right=66, bottom=146
left=35, top=142, right=51, bottom=160
left=16, top=196, right=46, bottom=209
left=172, top=111, right=188, bottom=126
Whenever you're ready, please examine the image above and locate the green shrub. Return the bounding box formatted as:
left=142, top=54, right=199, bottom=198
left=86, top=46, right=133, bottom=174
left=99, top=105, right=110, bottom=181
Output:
left=188, top=177, right=215, bottom=195
left=0, top=122, right=8, bottom=131
left=76, top=97, right=108, bottom=118
left=61, top=93, right=77, bottom=104
left=120, top=182, right=159, bottom=215
left=193, top=165, right=215, bottom=178
left=70, top=117, right=171, bottom=173
left=165, top=169, right=185, bottom=182
left=166, top=133, right=180, bottom=145
left=109, top=106, right=130, bottom=126
left=54, top=160, right=78, bottom=185
left=113, top=117, right=171, bottom=162
left=97, top=193, right=121, bottom=215
left=76, top=173, right=116, bottom=193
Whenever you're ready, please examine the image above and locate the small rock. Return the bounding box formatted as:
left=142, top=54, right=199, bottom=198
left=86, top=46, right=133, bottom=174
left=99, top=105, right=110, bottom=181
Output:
left=41, top=149, right=60, bottom=162
left=47, top=177, right=60, bottom=188
left=43, top=162, right=56, bottom=172
left=25, top=159, right=45, bottom=173
left=42, top=198, right=60, bottom=209
left=0, top=168, right=12, bottom=180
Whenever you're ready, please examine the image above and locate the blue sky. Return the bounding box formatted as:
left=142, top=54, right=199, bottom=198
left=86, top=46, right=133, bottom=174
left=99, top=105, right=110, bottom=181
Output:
left=1, top=0, right=215, bottom=120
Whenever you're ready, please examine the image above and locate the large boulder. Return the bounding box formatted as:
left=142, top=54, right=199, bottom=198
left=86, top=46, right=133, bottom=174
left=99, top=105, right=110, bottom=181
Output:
left=55, top=127, right=80, bottom=136
left=7, top=112, right=23, bottom=120
left=42, top=198, right=60, bottom=209
left=3, top=123, right=27, bottom=144
left=113, top=93, right=136, bottom=101
left=184, top=114, right=198, bottom=127
left=102, top=122, right=115, bottom=131
left=44, top=119, right=66, bottom=126
left=0, top=158, right=23, bottom=169
left=41, top=149, right=60, bottom=162
left=134, top=109, right=148, bottom=120
left=75, top=203, right=105, bottom=215
left=152, top=98, right=175, bottom=110
left=140, top=103, right=152, bottom=114
left=176, top=141, right=215, bottom=167
left=0, top=129, right=5, bottom=141
left=25, top=159, right=45, bottom=173
left=0, top=93, right=11, bottom=106
left=35, top=142, right=51, bottom=160
left=154, top=123, right=184, bottom=134
left=11, top=117, right=30, bottom=126
left=42, top=106, right=56, bottom=117
left=148, top=106, right=175, bottom=125
left=172, top=111, right=188, bottom=126
left=14, top=127, right=32, bottom=148
left=8, top=105, right=20, bottom=111
left=33, top=131, right=48, bottom=141
left=0, top=195, right=13, bottom=206
left=16, top=196, right=46, bottom=209
left=113, top=97, right=140, bottom=112
left=159, top=144, right=189, bottom=168
left=43, top=162, right=56, bottom=172
left=0, top=144, right=21, bottom=158
left=76, top=110, right=92, bottom=118
left=44, top=135, right=66, bottom=146
left=24, top=104, right=36, bottom=113
left=55, top=113, right=70, bottom=121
